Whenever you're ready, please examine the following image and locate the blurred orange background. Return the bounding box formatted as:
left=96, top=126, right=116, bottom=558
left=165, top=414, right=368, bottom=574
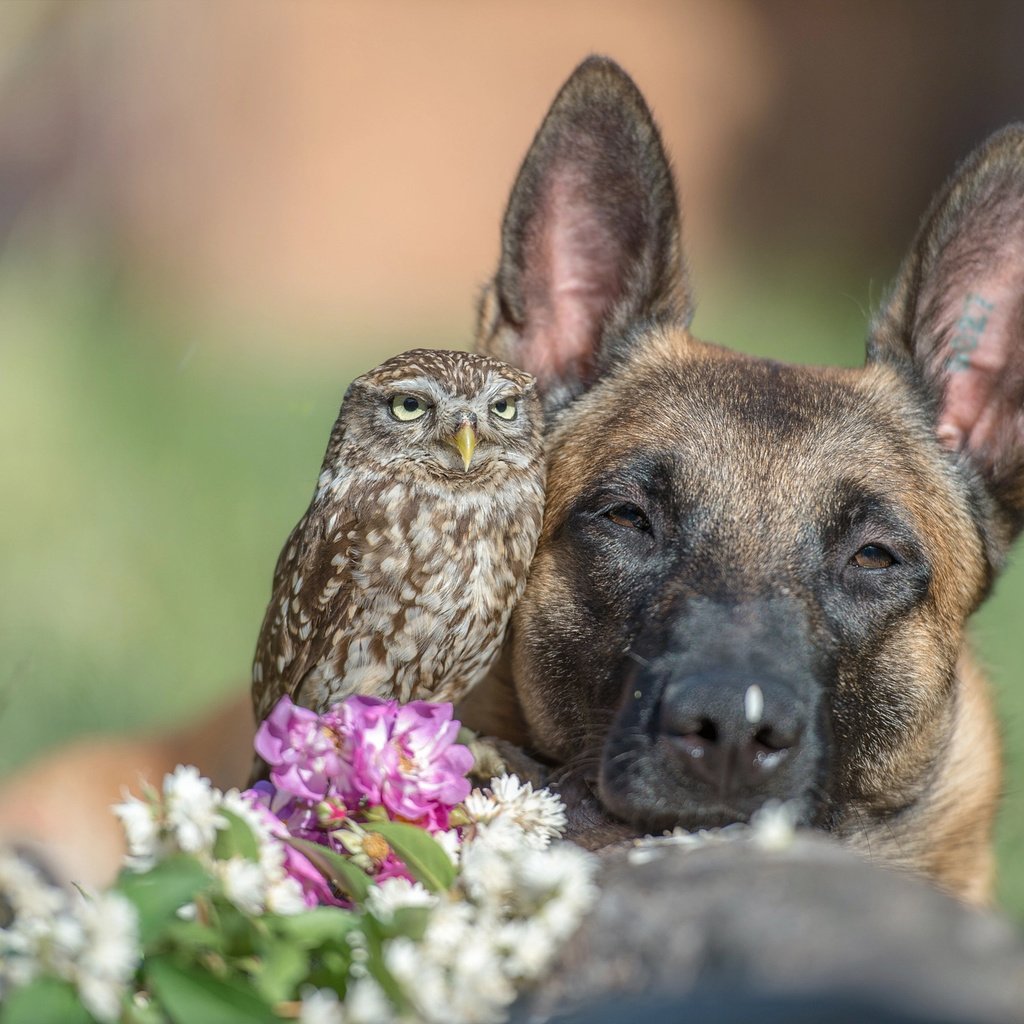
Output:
left=5, top=1, right=1023, bottom=336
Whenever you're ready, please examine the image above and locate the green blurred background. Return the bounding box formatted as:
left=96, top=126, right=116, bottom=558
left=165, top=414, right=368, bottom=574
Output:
left=1, top=1, right=1022, bottom=913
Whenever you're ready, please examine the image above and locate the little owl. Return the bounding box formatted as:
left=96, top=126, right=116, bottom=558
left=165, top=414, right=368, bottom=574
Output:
left=251, top=348, right=546, bottom=725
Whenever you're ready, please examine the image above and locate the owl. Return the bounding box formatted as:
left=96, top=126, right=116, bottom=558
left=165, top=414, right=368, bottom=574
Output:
left=251, top=348, right=546, bottom=725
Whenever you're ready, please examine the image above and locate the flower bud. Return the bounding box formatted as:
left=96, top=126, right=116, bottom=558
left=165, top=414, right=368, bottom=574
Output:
left=315, top=799, right=348, bottom=826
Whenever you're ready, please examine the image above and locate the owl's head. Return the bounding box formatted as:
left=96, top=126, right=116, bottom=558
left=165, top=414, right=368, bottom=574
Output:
left=338, top=349, right=543, bottom=478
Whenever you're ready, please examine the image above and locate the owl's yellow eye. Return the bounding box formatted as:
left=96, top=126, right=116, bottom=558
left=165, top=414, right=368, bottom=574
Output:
left=390, top=395, right=428, bottom=421
left=490, top=396, right=518, bottom=420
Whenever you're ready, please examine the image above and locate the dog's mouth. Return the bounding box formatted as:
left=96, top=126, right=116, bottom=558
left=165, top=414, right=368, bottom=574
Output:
left=596, top=756, right=820, bottom=836
left=597, top=754, right=783, bottom=834
left=543, top=733, right=806, bottom=838
left=592, top=696, right=825, bottom=837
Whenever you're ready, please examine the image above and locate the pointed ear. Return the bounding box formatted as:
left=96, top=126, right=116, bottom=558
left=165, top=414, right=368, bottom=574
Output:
left=869, top=125, right=1024, bottom=556
left=476, top=56, right=690, bottom=412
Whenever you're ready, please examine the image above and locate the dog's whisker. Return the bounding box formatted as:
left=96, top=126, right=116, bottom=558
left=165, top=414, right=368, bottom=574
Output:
left=626, top=650, right=653, bottom=670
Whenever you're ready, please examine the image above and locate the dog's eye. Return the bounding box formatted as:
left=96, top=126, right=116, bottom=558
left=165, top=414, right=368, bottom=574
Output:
left=606, top=504, right=651, bottom=532
left=851, top=544, right=896, bottom=569
left=390, top=394, right=429, bottom=421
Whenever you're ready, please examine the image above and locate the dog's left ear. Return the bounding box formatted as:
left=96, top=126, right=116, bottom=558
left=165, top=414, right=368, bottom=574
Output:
left=476, top=56, right=690, bottom=412
left=869, top=125, right=1024, bottom=558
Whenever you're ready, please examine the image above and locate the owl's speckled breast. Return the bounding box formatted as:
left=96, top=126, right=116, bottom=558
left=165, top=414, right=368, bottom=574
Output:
left=299, top=468, right=545, bottom=710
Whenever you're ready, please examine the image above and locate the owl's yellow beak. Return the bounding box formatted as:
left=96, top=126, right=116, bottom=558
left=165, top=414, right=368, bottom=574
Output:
left=451, top=420, right=477, bottom=471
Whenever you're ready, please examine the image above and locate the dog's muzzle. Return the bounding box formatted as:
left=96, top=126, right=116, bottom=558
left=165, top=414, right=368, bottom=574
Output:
left=597, top=598, right=825, bottom=832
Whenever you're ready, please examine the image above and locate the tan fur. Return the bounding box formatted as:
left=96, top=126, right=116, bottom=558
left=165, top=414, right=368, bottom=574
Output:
left=467, top=57, right=1022, bottom=905
left=473, top=326, right=1003, bottom=903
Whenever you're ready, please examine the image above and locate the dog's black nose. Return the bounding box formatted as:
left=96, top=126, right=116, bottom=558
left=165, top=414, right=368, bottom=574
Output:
left=658, top=674, right=803, bottom=796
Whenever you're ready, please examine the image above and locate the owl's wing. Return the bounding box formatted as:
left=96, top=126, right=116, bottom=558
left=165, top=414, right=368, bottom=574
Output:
left=251, top=498, right=361, bottom=720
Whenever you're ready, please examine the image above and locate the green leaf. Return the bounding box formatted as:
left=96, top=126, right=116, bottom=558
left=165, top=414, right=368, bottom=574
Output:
left=146, top=956, right=278, bottom=1024
left=305, top=949, right=352, bottom=993
left=208, top=900, right=260, bottom=956
left=212, top=808, right=261, bottom=863
left=285, top=838, right=371, bottom=902
left=252, top=942, right=309, bottom=1004
left=122, top=993, right=168, bottom=1024
left=359, top=931, right=409, bottom=1014
left=384, top=905, right=432, bottom=941
left=362, top=821, right=456, bottom=893
left=271, top=906, right=359, bottom=947
left=115, top=855, right=211, bottom=947
left=163, top=918, right=227, bottom=955
left=0, top=977, right=92, bottom=1024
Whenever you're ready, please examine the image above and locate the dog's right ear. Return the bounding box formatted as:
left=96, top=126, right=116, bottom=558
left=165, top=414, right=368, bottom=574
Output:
left=869, top=125, right=1024, bottom=563
left=476, top=56, right=690, bottom=412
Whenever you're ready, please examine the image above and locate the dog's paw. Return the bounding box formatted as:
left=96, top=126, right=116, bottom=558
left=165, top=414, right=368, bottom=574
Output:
left=459, top=730, right=549, bottom=788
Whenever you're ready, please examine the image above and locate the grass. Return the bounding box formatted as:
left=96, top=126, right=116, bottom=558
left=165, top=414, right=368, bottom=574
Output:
left=1, top=262, right=1022, bottom=916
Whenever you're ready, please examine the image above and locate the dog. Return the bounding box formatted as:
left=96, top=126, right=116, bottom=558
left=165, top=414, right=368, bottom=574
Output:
left=465, top=55, right=1024, bottom=906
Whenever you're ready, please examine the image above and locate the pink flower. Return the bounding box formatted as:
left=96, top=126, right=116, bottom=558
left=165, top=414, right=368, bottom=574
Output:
left=329, top=697, right=473, bottom=830
left=242, top=782, right=344, bottom=908
left=248, top=695, right=474, bottom=906
left=254, top=696, right=346, bottom=803
left=373, top=851, right=415, bottom=884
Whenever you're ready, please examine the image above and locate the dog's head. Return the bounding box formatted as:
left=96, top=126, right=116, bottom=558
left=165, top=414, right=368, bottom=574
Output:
left=475, top=58, right=1024, bottom=884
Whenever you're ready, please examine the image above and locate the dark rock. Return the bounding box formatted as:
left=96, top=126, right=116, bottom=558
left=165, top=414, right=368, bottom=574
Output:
left=519, top=833, right=1024, bottom=1023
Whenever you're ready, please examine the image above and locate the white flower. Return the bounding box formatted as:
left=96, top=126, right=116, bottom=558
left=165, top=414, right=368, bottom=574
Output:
left=423, top=901, right=478, bottom=963
left=266, top=874, right=307, bottom=916
left=468, top=815, right=532, bottom=856
left=175, top=902, right=198, bottom=921
left=298, top=986, right=345, bottom=1024
left=627, top=821, right=746, bottom=864
left=0, top=860, right=138, bottom=1019
left=220, top=789, right=275, bottom=852
left=386, top=938, right=449, bottom=1022
left=0, top=847, right=70, bottom=996
left=434, top=828, right=462, bottom=867
left=343, top=977, right=395, bottom=1023
left=365, top=877, right=438, bottom=922
left=458, top=839, right=598, bottom=985
left=513, top=843, right=598, bottom=928
left=445, top=933, right=515, bottom=1024
left=216, top=857, right=266, bottom=916
left=496, top=918, right=557, bottom=980
left=0, top=928, right=38, bottom=993
left=627, top=801, right=798, bottom=863
left=516, top=847, right=598, bottom=913
left=0, top=847, right=66, bottom=921
left=70, top=891, right=140, bottom=1023
left=49, top=914, right=86, bottom=963
left=490, top=775, right=567, bottom=842
left=750, top=799, right=799, bottom=851
left=385, top=925, right=510, bottom=1024
left=0, top=758, right=603, bottom=1024
left=464, top=775, right=567, bottom=849
left=77, top=972, right=126, bottom=1021
left=458, top=824, right=521, bottom=908
left=163, top=765, right=225, bottom=854
left=218, top=788, right=309, bottom=917
left=462, top=789, right=501, bottom=824
left=112, top=792, right=160, bottom=871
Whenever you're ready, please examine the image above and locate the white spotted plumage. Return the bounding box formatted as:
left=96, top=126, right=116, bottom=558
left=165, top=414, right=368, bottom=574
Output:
left=252, top=349, right=546, bottom=723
